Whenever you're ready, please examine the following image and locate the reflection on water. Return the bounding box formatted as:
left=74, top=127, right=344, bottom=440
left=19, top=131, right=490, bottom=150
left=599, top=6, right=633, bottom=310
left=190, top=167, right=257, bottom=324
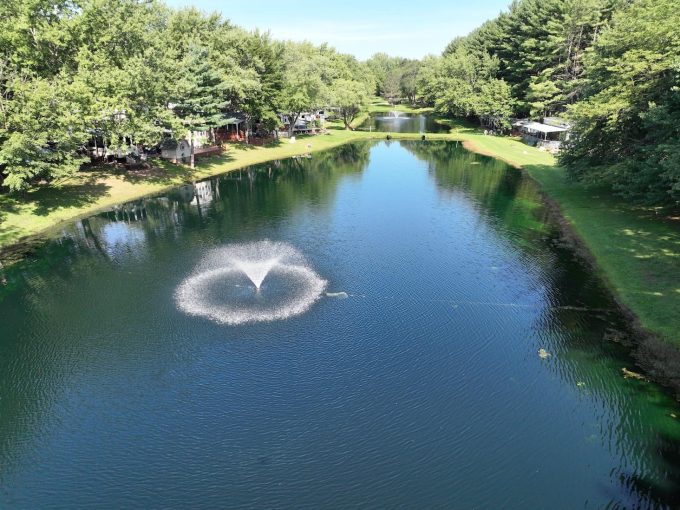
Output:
left=1, top=141, right=680, bottom=508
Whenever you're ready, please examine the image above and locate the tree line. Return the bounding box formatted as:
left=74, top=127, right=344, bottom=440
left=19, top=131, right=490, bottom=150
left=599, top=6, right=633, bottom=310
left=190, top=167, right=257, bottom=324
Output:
left=2, top=0, right=678, bottom=205
left=0, top=0, right=374, bottom=191
left=378, top=0, right=679, bottom=205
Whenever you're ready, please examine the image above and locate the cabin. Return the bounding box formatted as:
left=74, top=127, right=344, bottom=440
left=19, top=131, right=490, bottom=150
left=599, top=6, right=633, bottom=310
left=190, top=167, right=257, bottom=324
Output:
left=158, top=127, right=223, bottom=164
left=89, top=143, right=143, bottom=163
left=513, top=118, right=571, bottom=152
left=85, top=129, right=147, bottom=163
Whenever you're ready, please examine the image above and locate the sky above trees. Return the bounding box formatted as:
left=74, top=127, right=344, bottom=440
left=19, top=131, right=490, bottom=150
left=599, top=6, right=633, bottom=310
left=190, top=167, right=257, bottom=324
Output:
left=164, top=0, right=511, bottom=59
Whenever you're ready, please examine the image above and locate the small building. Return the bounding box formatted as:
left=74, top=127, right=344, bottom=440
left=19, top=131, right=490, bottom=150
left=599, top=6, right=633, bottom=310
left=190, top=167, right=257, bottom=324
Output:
left=160, top=137, right=222, bottom=164
left=85, top=129, right=146, bottom=163
left=543, top=117, right=571, bottom=130
left=306, top=110, right=326, bottom=125
left=216, top=114, right=247, bottom=143
left=160, top=138, right=191, bottom=164
left=513, top=119, right=571, bottom=152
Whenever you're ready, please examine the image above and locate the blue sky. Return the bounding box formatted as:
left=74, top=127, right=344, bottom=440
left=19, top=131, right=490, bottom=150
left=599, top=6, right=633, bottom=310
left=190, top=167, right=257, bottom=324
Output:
left=164, top=0, right=512, bottom=60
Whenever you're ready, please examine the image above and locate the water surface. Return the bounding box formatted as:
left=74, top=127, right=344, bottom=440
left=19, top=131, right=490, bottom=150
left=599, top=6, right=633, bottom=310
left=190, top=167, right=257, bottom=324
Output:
left=359, top=112, right=449, bottom=133
left=1, top=141, right=680, bottom=509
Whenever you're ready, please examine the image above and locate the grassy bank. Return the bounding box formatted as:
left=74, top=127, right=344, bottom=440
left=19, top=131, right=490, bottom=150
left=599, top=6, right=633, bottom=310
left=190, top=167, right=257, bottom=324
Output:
left=525, top=162, right=680, bottom=345
left=0, top=130, right=371, bottom=250
left=0, top=128, right=456, bottom=251
left=1, top=115, right=678, bottom=349
left=444, top=120, right=680, bottom=346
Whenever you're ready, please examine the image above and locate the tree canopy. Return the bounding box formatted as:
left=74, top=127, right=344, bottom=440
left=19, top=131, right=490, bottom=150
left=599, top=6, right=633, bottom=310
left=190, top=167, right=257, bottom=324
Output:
left=0, top=0, right=373, bottom=190
left=559, top=0, right=680, bottom=204
left=412, top=0, right=680, bottom=205
left=1, top=0, right=678, bottom=206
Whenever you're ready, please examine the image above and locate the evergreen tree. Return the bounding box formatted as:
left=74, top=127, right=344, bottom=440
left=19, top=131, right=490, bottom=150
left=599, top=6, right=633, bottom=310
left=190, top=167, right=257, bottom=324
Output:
left=172, top=45, right=230, bottom=168
left=560, top=0, right=680, bottom=204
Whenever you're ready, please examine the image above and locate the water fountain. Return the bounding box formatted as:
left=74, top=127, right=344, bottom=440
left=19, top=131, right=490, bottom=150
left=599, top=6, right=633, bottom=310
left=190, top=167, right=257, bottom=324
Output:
left=175, top=241, right=327, bottom=325
left=234, top=258, right=280, bottom=290
left=374, top=110, right=408, bottom=122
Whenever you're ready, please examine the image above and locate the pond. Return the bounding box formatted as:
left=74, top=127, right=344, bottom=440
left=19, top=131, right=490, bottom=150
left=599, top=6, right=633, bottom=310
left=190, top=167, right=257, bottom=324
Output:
left=1, top=140, right=680, bottom=509
left=358, top=111, right=450, bottom=133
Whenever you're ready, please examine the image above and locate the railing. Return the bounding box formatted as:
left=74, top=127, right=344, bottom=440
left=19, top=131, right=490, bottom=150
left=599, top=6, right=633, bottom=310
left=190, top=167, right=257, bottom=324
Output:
left=193, top=146, right=222, bottom=157
left=521, top=134, right=562, bottom=151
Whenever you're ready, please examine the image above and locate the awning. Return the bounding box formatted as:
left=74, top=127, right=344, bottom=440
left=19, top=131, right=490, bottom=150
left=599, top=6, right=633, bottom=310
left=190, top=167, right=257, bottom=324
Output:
left=521, top=121, right=568, bottom=133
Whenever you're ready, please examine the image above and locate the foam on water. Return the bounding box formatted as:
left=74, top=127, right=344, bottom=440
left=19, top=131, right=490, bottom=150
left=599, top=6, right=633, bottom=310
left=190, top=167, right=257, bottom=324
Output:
left=175, top=241, right=326, bottom=325
left=325, top=291, right=348, bottom=299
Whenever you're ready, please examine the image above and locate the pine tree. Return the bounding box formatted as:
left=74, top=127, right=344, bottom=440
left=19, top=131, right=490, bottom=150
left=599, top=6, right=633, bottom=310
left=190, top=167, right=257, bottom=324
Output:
left=172, top=45, right=230, bottom=168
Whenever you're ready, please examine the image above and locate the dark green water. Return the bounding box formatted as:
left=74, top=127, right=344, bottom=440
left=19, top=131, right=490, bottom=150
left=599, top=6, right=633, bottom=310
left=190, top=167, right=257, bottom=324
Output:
left=2, top=141, right=680, bottom=509
left=359, top=112, right=449, bottom=133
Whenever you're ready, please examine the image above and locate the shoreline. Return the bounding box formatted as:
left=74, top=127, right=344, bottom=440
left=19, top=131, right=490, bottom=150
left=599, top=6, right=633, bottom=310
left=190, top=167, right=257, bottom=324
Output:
left=0, top=130, right=452, bottom=256
left=458, top=131, right=680, bottom=396
left=2, top=117, right=680, bottom=369
left=517, top=156, right=680, bottom=398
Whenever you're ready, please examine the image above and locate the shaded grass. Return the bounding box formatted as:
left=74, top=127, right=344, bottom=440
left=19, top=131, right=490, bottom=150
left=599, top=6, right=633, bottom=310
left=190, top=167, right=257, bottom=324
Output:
left=524, top=162, right=680, bottom=343
left=0, top=173, right=113, bottom=247
left=0, top=132, right=372, bottom=248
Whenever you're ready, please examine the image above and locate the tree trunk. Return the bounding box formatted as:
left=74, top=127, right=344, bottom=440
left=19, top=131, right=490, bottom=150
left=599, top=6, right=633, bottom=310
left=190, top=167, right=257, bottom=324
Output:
left=288, top=114, right=297, bottom=138
left=193, top=182, right=202, bottom=220
left=344, top=114, right=352, bottom=130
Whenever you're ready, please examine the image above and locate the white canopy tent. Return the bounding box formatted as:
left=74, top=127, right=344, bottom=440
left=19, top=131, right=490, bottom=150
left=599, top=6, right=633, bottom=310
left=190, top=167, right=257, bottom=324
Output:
left=514, top=120, right=569, bottom=140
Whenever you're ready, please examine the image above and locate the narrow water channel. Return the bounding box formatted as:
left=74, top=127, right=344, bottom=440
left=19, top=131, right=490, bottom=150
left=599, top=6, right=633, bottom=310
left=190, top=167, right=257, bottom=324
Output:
left=1, top=138, right=679, bottom=508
